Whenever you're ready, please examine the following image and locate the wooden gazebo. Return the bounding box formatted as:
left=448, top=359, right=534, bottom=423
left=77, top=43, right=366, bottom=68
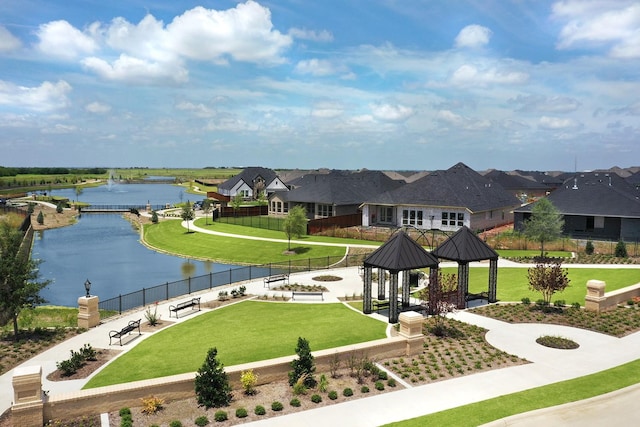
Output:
left=362, top=230, right=439, bottom=323
left=432, top=226, right=499, bottom=308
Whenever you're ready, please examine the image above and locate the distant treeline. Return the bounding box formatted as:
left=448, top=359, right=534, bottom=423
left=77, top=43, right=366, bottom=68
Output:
left=0, top=167, right=107, bottom=177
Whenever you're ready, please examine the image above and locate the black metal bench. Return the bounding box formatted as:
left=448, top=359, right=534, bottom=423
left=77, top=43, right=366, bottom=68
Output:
left=109, top=319, right=141, bottom=346
left=264, top=274, right=289, bottom=288
left=168, top=297, right=201, bottom=318
left=292, top=291, right=324, bottom=301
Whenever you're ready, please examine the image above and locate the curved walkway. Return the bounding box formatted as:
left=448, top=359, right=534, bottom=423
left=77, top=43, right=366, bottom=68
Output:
left=2, top=263, right=640, bottom=426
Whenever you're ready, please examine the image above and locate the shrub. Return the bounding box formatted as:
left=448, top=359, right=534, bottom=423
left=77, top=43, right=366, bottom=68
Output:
left=213, top=410, right=227, bottom=422
left=311, top=394, right=322, bottom=404
left=571, top=302, right=581, bottom=309
left=140, top=395, right=164, bottom=414
left=144, top=303, right=161, bottom=326
left=79, top=343, right=97, bottom=361
left=387, top=378, right=397, bottom=387
left=118, top=408, right=131, bottom=417
left=318, top=373, right=329, bottom=392
left=151, top=211, right=159, bottom=224
left=585, top=240, right=594, bottom=255
left=375, top=381, right=384, bottom=391
left=292, top=374, right=309, bottom=395
left=328, top=390, right=338, bottom=400
left=343, top=387, right=353, bottom=397
left=120, top=419, right=132, bottom=427
left=235, top=407, right=248, bottom=418
left=289, top=337, right=317, bottom=388
left=169, top=421, right=183, bottom=427
left=521, top=297, right=531, bottom=305
left=218, top=290, right=228, bottom=301
left=289, top=398, right=301, bottom=407
left=377, top=371, right=388, bottom=381
left=271, top=401, right=284, bottom=412
left=254, top=405, right=266, bottom=416
left=37, top=211, right=44, bottom=224
left=361, top=385, right=370, bottom=393
left=553, top=300, right=565, bottom=307
left=194, top=348, right=233, bottom=409
left=239, top=285, right=246, bottom=295
left=195, top=415, right=209, bottom=426
left=615, top=240, right=628, bottom=258
left=240, top=369, right=258, bottom=395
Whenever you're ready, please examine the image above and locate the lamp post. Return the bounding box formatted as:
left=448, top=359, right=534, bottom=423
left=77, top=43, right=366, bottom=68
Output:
left=84, top=279, right=91, bottom=298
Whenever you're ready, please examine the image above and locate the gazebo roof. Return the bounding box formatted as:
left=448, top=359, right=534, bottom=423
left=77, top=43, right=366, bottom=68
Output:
left=364, top=230, right=438, bottom=272
left=432, top=226, right=499, bottom=262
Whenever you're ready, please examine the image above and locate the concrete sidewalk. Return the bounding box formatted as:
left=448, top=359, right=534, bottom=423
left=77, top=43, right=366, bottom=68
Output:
left=2, top=265, right=640, bottom=426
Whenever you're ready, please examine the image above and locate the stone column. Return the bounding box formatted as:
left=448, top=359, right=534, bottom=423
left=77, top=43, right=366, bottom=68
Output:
left=585, top=280, right=606, bottom=313
left=457, top=263, right=469, bottom=309
left=399, top=311, right=424, bottom=356
left=78, top=295, right=100, bottom=329
left=12, top=365, right=43, bottom=427
left=401, top=270, right=410, bottom=307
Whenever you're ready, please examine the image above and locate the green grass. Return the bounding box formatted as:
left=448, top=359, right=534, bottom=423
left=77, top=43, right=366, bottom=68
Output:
left=384, top=357, right=640, bottom=426
left=84, top=301, right=387, bottom=388
left=496, top=249, right=570, bottom=258
left=0, top=306, right=79, bottom=332
left=143, top=220, right=350, bottom=264
left=440, top=266, right=640, bottom=304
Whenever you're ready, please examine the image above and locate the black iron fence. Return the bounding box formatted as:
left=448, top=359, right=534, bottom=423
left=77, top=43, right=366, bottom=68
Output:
left=80, top=204, right=167, bottom=212
left=98, top=253, right=371, bottom=318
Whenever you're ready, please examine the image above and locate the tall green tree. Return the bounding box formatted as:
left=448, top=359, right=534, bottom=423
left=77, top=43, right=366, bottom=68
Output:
left=194, top=347, right=233, bottom=408
left=283, top=205, right=307, bottom=252
left=523, top=198, right=564, bottom=256
left=181, top=204, right=195, bottom=233
left=288, top=337, right=317, bottom=388
left=0, top=222, right=50, bottom=340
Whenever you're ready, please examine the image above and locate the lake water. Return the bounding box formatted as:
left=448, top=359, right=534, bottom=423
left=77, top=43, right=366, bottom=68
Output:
left=33, top=183, right=232, bottom=307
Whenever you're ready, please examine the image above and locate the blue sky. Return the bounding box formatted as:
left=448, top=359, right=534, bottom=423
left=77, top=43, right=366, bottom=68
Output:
left=1, top=1, right=639, bottom=171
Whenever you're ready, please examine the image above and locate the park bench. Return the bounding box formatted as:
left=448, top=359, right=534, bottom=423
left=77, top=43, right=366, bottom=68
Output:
left=168, top=297, right=201, bottom=318
left=292, top=291, right=324, bottom=301
left=109, top=319, right=141, bottom=346
left=263, top=274, right=289, bottom=288
left=373, top=300, right=390, bottom=313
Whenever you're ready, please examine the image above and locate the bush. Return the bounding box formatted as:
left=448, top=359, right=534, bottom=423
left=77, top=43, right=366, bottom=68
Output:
left=240, top=369, right=258, bottom=395
left=213, top=410, right=227, bottom=422
left=120, top=419, right=132, bottom=427
left=79, top=343, right=97, bottom=361
left=140, top=395, right=164, bottom=414
left=311, top=394, right=322, bottom=404
left=361, top=385, right=370, bottom=393
left=585, top=240, right=594, bottom=255
left=318, top=373, right=329, bottom=392
left=118, top=408, right=131, bottom=417
left=571, top=302, right=581, bottom=309
left=615, top=240, right=628, bottom=258
left=387, top=378, right=397, bottom=387
left=235, top=408, right=248, bottom=418
left=169, top=421, right=182, bottom=427
left=553, top=299, right=565, bottom=307
left=521, top=297, right=531, bottom=305
left=271, top=401, right=284, bottom=412
left=290, top=398, right=301, bottom=407
left=375, top=381, right=385, bottom=391
left=377, top=371, right=388, bottom=381
left=195, top=415, right=209, bottom=426
left=254, top=405, right=266, bottom=416
left=328, top=390, right=338, bottom=400
left=343, top=387, right=353, bottom=397
left=194, top=348, right=233, bottom=409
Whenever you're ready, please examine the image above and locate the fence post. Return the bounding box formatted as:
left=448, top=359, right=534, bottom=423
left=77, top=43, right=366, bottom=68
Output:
left=308, top=258, right=311, bottom=272
left=288, top=260, right=292, bottom=275
left=142, top=288, right=145, bottom=307
left=229, top=268, right=232, bottom=286
left=249, top=265, right=252, bottom=281
left=209, top=272, right=212, bottom=289
left=188, top=277, right=191, bottom=294
left=165, top=282, right=168, bottom=301
left=118, top=294, right=122, bottom=315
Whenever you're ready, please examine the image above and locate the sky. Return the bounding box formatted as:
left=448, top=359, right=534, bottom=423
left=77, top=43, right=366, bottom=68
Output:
left=0, top=0, right=639, bottom=172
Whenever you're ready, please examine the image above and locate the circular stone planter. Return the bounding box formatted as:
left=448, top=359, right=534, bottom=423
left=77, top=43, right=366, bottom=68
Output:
left=312, top=275, right=343, bottom=282
left=536, top=335, right=579, bottom=350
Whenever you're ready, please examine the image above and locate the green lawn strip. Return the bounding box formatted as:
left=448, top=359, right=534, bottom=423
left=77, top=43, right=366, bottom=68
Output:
left=496, top=250, right=570, bottom=258
left=84, top=301, right=386, bottom=388
left=383, top=357, right=640, bottom=427
left=441, top=267, right=640, bottom=305
left=143, top=220, right=347, bottom=264
left=0, top=306, right=79, bottom=332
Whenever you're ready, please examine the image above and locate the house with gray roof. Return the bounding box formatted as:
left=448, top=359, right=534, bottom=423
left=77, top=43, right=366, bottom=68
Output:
left=514, top=172, right=640, bottom=241
left=360, top=163, right=521, bottom=232
left=216, top=167, right=287, bottom=201
left=268, top=169, right=404, bottom=219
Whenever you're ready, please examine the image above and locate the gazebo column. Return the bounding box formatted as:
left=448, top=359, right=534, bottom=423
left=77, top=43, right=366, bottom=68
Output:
left=401, top=270, right=410, bottom=307
left=377, top=268, right=386, bottom=300
left=388, top=272, right=399, bottom=323
left=428, top=267, right=438, bottom=315
left=457, top=262, right=469, bottom=309
left=363, top=266, right=373, bottom=314
left=488, top=259, right=498, bottom=303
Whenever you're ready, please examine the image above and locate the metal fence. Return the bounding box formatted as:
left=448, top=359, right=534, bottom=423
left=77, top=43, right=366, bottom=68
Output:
left=98, top=253, right=371, bottom=317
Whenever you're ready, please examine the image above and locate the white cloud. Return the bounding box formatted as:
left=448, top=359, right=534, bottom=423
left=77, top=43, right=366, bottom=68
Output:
left=81, top=54, right=188, bottom=84
left=0, top=26, right=21, bottom=52
left=370, top=103, right=414, bottom=121
left=85, top=102, right=111, bottom=113
left=36, top=20, right=98, bottom=60
left=436, top=110, right=491, bottom=130
left=289, top=28, right=333, bottom=42
left=294, top=59, right=338, bottom=76
left=41, top=124, right=77, bottom=134
left=0, top=80, right=71, bottom=111
left=455, top=24, right=492, bottom=48
left=509, top=95, right=581, bottom=113
left=553, top=1, right=640, bottom=58
left=538, top=115, right=581, bottom=130
left=176, top=101, right=216, bottom=118
left=450, top=64, right=529, bottom=87
left=311, top=101, right=344, bottom=118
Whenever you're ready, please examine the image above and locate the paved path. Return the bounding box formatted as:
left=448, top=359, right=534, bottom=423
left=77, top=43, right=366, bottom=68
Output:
left=2, top=260, right=640, bottom=425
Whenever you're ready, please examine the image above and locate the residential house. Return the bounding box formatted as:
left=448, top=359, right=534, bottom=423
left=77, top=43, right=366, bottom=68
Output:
left=360, top=162, right=521, bottom=232
left=268, top=169, right=405, bottom=219
left=483, top=169, right=551, bottom=202
left=215, top=167, right=287, bottom=201
left=514, top=172, right=640, bottom=241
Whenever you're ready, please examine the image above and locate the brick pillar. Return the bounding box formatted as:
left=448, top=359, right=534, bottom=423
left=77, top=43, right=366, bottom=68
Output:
left=585, top=280, right=606, bottom=313
left=12, top=365, right=43, bottom=427
left=78, top=295, right=100, bottom=329
left=399, top=311, right=424, bottom=356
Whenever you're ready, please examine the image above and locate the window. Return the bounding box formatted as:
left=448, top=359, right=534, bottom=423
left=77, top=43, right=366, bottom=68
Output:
left=239, top=189, right=249, bottom=198
left=402, top=209, right=423, bottom=226
left=442, top=212, right=464, bottom=227
left=317, top=204, right=333, bottom=217
left=380, top=207, right=393, bottom=223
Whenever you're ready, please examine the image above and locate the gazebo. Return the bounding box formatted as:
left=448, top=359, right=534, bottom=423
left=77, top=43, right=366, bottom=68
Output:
left=431, top=226, right=499, bottom=308
left=362, top=230, right=439, bottom=323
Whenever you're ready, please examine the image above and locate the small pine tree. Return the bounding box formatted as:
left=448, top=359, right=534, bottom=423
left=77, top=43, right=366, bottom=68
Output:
left=615, top=240, right=628, bottom=258
left=194, top=348, right=233, bottom=409
left=585, top=240, right=594, bottom=255
left=151, top=211, right=159, bottom=224
left=37, top=210, right=44, bottom=225
left=288, top=337, right=317, bottom=388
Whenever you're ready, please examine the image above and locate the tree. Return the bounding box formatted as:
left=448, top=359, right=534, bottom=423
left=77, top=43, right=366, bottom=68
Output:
left=151, top=210, right=158, bottom=224
left=181, top=204, right=195, bottom=233
left=288, top=337, right=317, bottom=388
left=37, top=210, right=44, bottom=225
left=527, top=256, right=570, bottom=305
left=75, top=185, right=83, bottom=202
left=0, top=222, right=50, bottom=340
left=523, top=198, right=564, bottom=256
left=585, top=240, right=594, bottom=255
left=201, top=199, right=212, bottom=225
left=194, top=347, right=233, bottom=408
left=231, top=194, right=243, bottom=216
left=615, top=240, right=628, bottom=258
left=283, top=205, right=307, bottom=252
left=420, top=270, right=458, bottom=336
left=56, top=201, right=64, bottom=213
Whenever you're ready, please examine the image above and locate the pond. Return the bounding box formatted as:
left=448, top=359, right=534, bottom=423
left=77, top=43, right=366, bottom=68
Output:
left=33, top=183, right=236, bottom=307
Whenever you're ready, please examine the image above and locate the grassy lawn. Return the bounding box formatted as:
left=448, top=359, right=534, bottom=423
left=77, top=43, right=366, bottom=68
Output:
left=384, top=357, right=640, bottom=427
left=440, top=266, right=640, bottom=305
left=143, top=220, right=350, bottom=264
left=84, top=300, right=387, bottom=388
left=496, top=249, right=570, bottom=258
